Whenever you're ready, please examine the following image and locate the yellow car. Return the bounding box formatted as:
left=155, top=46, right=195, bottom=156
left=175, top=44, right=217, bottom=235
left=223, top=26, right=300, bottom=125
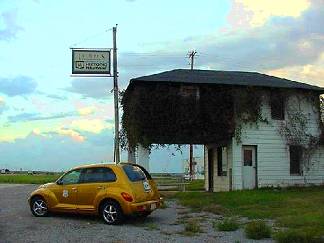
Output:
left=28, top=163, right=162, bottom=224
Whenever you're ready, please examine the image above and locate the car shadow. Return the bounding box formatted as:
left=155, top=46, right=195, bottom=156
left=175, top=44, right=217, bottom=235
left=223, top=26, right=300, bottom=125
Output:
left=46, top=211, right=158, bottom=225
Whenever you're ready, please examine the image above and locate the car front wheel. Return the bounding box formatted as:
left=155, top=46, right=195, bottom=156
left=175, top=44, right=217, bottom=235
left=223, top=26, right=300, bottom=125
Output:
left=30, top=196, right=48, bottom=217
left=100, top=201, right=124, bottom=225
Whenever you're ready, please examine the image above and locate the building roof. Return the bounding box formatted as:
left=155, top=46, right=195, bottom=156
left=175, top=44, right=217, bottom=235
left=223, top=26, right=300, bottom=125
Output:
left=130, top=69, right=324, bottom=92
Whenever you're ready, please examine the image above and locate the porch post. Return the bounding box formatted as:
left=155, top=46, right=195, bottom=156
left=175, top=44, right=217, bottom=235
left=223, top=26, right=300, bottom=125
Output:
left=137, top=144, right=150, bottom=172
left=128, top=146, right=136, bottom=163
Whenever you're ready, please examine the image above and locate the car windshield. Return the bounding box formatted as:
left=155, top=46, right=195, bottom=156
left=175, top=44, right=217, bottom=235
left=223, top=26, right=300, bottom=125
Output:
left=122, top=165, right=147, bottom=182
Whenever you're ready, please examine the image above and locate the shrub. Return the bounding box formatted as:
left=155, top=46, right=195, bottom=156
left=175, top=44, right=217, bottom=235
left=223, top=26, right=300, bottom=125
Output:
left=245, top=220, right=271, bottom=240
left=183, top=220, right=202, bottom=235
left=215, top=218, right=239, bottom=231
left=275, top=229, right=323, bottom=243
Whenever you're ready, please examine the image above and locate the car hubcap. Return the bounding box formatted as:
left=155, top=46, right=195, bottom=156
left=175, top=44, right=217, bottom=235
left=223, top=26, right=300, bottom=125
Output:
left=103, top=205, right=117, bottom=223
left=33, top=199, right=47, bottom=216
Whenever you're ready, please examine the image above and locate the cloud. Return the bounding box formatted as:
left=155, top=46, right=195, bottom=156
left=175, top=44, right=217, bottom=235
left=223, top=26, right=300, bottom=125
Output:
left=8, top=112, right=75, bottom=123
left=0, top=76, right=37, bottom=96
left=71, top=119, right=113, bottom=134
left=267, top=52, right=324, bottom=87
left=56, top=128, right=85, bottom=142
left=0, top=10, right=23, bottom=41
left=117, top=0, right=324, bottom=86
left=227, top=0, right=310, bottom=28
left=0, top=130, right=115, bottom=171
left=66, top=78, right=112, bottom=99
left=46, top=94, right=67, bottom=100
left=0, top=96, right=6, bottom=114
left=77, top=106, right=96, bottom=116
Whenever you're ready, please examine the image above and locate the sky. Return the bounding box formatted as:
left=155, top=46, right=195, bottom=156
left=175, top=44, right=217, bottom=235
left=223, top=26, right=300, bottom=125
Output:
left=0, top=0, right=323, bottom=172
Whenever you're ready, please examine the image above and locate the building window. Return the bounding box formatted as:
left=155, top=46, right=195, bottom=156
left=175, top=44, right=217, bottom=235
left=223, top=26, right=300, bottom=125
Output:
left=271, top=93, right=285, bottom=120
left=217, top=147, right=227, bottom=176
left=290, top=145, right=302, bottom=175
left=179, top=85, right=200, bottom=100
left=243, top=149, right=253, bottom=166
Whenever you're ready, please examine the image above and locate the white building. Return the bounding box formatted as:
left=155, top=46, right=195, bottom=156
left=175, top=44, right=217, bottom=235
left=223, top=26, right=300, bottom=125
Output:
left=183, top=156, right=204, bottom=179
left=123, top=69, right=324, bottom=191
left=205, top=89, right=324, bottom=191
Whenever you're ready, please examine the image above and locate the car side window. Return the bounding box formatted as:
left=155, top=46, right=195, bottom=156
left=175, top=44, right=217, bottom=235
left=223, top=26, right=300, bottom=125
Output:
left=61, top=170, right=81, bottom=185
left=81, top=167, right=116, bottom=183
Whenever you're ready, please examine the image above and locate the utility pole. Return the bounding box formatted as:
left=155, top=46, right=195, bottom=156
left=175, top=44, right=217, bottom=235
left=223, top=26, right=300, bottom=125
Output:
left=113, top=25, right=120, bottom=164
left=188, top=50, right=197, bottom=180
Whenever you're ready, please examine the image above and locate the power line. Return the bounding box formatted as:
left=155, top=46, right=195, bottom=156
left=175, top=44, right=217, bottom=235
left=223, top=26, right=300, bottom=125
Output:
left=70, top=28, right=113, bottom=48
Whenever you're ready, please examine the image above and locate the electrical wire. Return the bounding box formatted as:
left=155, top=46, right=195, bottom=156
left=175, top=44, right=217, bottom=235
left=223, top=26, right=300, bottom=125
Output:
left=70, top=28, right=113, bottom=48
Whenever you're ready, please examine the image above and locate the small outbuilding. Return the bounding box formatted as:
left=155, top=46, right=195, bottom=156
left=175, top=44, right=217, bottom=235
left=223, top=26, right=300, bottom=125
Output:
left=122, top=69, right=324, bottom=191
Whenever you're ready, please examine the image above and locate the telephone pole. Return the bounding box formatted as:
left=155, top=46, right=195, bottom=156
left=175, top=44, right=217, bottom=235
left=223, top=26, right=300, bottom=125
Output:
left=113, top=25, right=120, bottom=164
left=188, top=50, right=197, bottom=180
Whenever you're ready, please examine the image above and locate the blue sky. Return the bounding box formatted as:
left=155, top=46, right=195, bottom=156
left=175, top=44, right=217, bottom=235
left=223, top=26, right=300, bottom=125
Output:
left=0, top=0, right=323, bottom=172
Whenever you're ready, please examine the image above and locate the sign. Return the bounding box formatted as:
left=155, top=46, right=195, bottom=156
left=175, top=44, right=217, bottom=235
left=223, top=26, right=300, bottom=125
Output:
left=72, top=49, right=111, bottom=75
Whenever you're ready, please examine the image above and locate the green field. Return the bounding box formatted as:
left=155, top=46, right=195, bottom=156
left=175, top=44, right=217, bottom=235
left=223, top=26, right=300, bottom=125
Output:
left=172, top=186, right=324, bottom=237
left=0, top=173, right=62, bottom=184
left=185, top=179, right=204, bottom=191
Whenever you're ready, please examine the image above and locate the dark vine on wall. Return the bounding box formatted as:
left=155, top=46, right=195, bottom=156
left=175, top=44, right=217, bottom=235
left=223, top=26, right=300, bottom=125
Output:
left=121, top=83, right=265, bottom=150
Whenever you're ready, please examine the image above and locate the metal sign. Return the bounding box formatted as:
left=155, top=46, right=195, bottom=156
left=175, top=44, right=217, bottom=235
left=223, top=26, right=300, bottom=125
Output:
left=72, top=49, right=111, bottom=75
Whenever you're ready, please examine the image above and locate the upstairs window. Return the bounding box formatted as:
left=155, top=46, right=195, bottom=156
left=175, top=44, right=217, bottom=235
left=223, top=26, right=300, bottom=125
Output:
left=179, top=85, right=200, bottom=100
left=271, top=93, right=285, bottom=120
left=290, top=145, right=302, bottom=175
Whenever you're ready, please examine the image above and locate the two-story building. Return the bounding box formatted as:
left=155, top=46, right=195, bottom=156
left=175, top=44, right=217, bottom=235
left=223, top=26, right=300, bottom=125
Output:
left=122, top=69, right=324, bottom=191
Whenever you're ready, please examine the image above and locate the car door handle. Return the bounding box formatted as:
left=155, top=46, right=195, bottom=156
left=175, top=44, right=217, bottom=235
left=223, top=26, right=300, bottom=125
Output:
left=71, top=187, right=77, bottom=192
left=97, top=186, right=105, bottom=190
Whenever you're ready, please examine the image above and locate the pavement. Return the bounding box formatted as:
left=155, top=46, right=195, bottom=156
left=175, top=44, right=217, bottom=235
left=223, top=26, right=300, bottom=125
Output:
left=0, top=184, right=274, bottom=243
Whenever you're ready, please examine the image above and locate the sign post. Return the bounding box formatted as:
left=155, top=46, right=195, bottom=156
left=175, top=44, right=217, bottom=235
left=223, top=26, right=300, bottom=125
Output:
left=71, top=25, right=120, bottom=164
left=112, top=26, right=120, bottom=164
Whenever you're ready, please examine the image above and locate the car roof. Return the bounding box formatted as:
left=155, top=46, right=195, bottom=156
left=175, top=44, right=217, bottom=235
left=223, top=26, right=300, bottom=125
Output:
left=71, top=162, right=136, bottom=170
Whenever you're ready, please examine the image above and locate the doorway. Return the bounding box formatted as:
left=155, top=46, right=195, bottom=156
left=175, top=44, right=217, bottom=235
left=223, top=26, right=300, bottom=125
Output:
left=242, top=145, right=257, bottom=189
left=208, top=148, right=214, bottom=192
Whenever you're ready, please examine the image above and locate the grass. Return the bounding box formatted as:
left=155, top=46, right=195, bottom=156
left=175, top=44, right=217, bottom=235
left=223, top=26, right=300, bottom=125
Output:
left=214, top=218, right=239, bottom=231
left=274, top=229, right=324, bottom=243
left=0, top=173, right=61, bottom=184
left=181, top=219, right=203, bottom=236
left=245, top=220, right=271, bottom=240
left=185, top=179, right=204, bottom=191
left=171, top=186, right=324, bottom=237
left=144, top=222, right=159, bottom=231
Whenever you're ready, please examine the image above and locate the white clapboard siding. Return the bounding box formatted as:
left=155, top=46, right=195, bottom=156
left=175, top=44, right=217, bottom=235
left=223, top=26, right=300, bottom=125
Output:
left=231, top=91, right=324, bottom=190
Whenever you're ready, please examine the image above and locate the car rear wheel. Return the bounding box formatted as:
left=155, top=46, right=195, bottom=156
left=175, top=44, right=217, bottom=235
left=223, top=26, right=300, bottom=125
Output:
left=100, top=201, right=123, bottom=225
left=30, top=196, right=48, bottom=217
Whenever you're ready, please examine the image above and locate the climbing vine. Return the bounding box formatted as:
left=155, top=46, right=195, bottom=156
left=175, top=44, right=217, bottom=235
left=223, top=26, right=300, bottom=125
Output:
left=278, top=92, right=322, bottom=174
left=233, top=87, right=268, bottom=144
left=121, top=84, right=265, bottom=150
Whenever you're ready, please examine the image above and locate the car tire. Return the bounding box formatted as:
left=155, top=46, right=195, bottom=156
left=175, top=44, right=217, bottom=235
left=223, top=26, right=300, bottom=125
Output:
left=100, top=201, right=124, bottom=225
left=30, top=196, right=48, bottom=217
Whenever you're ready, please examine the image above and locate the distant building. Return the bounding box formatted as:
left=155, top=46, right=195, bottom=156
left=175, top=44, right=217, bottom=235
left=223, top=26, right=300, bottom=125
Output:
left=183, top=156, right=204, bottom=179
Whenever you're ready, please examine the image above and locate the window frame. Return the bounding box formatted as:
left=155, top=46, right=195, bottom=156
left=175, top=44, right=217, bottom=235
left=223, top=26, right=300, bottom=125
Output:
left=59, top=169, right=81, bottom=185
left=79, top=167, right=117, bottom=184
left=122, top=164, right=148, bottom=182
left=270, top=93, right=285, bottom=120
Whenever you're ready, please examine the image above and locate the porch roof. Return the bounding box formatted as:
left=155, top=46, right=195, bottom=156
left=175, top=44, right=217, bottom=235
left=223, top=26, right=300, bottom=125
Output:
left=130, top=69, right=324, bottom=92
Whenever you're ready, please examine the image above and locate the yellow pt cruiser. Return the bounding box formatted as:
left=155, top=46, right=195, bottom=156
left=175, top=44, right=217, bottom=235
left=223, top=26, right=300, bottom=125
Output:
left=28, top=163, right=162, bottom=225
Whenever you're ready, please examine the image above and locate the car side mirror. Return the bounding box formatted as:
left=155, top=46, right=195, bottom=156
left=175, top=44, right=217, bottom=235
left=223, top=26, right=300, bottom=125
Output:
left=56, top=179, right=63, bottom=185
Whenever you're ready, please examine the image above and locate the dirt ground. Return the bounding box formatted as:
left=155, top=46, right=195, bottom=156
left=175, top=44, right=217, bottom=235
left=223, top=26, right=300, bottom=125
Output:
left=0, top=184, right=274, bottom=243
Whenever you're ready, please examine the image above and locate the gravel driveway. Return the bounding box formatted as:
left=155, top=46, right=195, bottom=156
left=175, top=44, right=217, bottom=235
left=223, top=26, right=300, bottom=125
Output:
left=0, top=184, right=274, bottom=243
